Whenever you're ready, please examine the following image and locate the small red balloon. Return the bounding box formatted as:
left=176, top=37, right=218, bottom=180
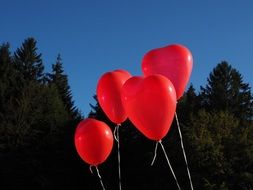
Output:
left=97, top=69, right=132, bottom=124
left=74, top=118, right=113, bottom=166
left=142, top=44, right=193, bottom=99
left=121, top=74, right=177, bottom=141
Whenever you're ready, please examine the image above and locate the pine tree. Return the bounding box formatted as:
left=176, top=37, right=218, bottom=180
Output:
left=0, top=43, right=11, bottom=66
left=184, top=110, right=240, bottom=189
left=177, top=84, right=200, bottom=123
left=0, top=43, right=23, bottom=151
left=0, top=39, right=87, bottom=189
left=48, top=54, right=80, bottom=120
left=0, top=43, right=12, bottom=110
left=200, top=61, right=253, bottom=122
left=14, top=37, right=44, bottom=81
left=178, top=61, right=253, bottom=189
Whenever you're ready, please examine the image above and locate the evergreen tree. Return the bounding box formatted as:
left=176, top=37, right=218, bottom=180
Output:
left=48, top=54, right=80, bottom=120
left=184, top=109, right=253, bottom=189
left=177, top=61, right=253, bottom=189
left=0, top=43, right=12, bottom=111
left=0, top=40, right=83, bottom=189
left=0, top=43, right=11, bottom=66
left=0, top=43, right=23, bottom=151
left=0, top=43, right=11, bottom=151
left=0, top=43, right=14, bottom=94
left=177, top=84, right=200, bottom=123
left=200, top=61, right=253, bottom=122
left=14, top=37, right=44, bottom=81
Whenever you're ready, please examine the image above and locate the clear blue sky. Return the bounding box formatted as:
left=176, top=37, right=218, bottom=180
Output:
left=1, top=0, right=253, bottom=116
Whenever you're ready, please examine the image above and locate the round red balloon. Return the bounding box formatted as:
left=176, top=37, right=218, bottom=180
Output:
left=97, top=69, right=132, bottom=124
left=121, top=74, right=177, bottom=141
left=142, top=44, right=193, bottom=99
left=74, top=118, right=113, bottom=166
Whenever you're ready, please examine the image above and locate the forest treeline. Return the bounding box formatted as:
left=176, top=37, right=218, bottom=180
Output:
left=0, top=38, right=253, bottom=189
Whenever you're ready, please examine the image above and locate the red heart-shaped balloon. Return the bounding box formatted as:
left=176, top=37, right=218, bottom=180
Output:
left=142, top=44, right=193, bottom=99
left=97, top=69, right=131, bottom=124
left=121, top=75, right=177, bottom=141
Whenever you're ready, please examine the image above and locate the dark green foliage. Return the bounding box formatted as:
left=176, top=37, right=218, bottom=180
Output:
left=178, top=61, right=253, bottom=189
left=181, top=109, right=253, bottom=189
left=0, top=43, right=24, bottom=151
left=0, top=38, right=85, bottom=189
left=185, top=110, right=238, bottom=188
left=48, top=54, right=81, bottom=120
left=14, top=37, right=44, bottom=82
left=177, top=83, right=200, bottom=123
left=0, top=43, right=12, bottom=116
left=200, top=61, right=253, bottom=122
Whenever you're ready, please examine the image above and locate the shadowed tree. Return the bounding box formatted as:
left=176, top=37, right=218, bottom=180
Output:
left=14, top=37, right=44, bottom=82
left=200, top=61, right=253, bottom=122
left=177, top=62, right=253, bottom=189
left=0, top=43, right=12, bottom=112
left=0, top=40, right=83, bottom=189
left=48, top=54, right=80, bottom=120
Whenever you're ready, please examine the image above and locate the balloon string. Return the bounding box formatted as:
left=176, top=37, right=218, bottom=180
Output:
left=114, top=124, right=122, bottom=190
left=151, top=141, right=159, bottom=166
left=113, top=124, right=119, bottom=142
left=175, top=112, right=194, bottom=190
left=95, top=166, right=106, bottom=190
left=159, top=141, right=181, bottom=190
left=89, top=165, right=94, bottom=174
left=89, top=166, right=106, bottom=190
